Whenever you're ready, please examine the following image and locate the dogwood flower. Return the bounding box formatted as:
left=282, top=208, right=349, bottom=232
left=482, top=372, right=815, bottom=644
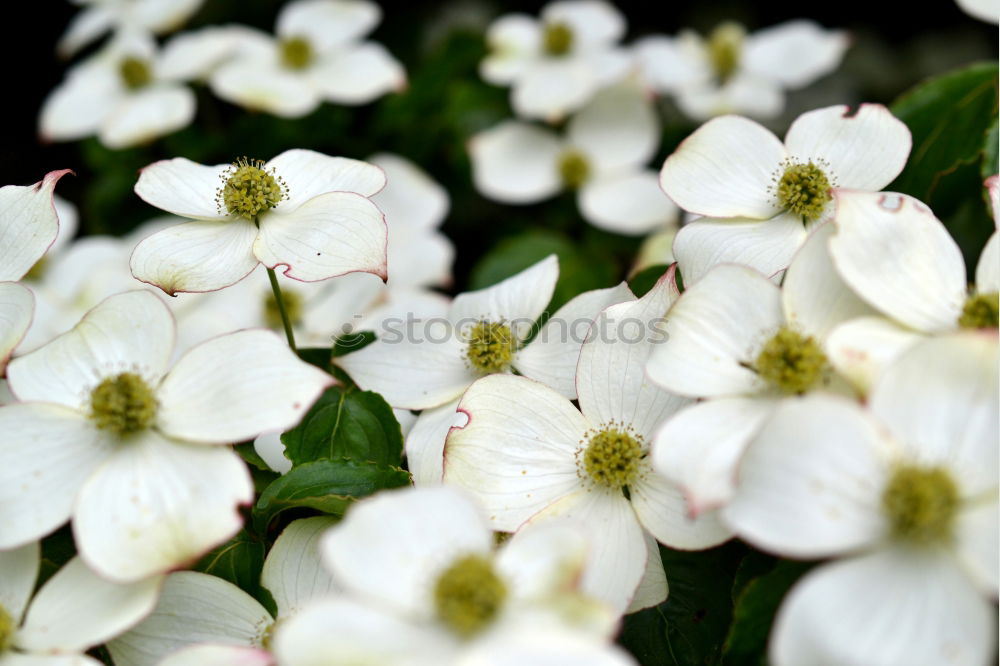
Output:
left=470, top=84, right=679, bottom=235
left=108, top=517, right=337, bottom=665
left=659, top=104, right=910, bottom=283
left=273, top=486, right=622, bottom=665
left=57, top=0, right=205, bottom=57
left=130, top=149, right=388, bottom=294
left=0, top=544, right=162, bottom=664
left=0, top=171, right=71, bottom=282
left=40, top=31, right=196, bottom=149
left=0, top=283, right=32, bottom=375
left=635, top=20, right=848, bottom=120
left=209, top=0, right=404, bottom=117
left=722, top=333, right=998, bottom=665
left=445, top=269, right=731, bottom=613
left=648, top=223, right=874, bottom=512
left=480, top=0, right=631, bottom=121
left=955, top=0, right=999, bottom=22
left=824, top=188, right=999, bottom=391
left=0, top=290, right=332, bottom=581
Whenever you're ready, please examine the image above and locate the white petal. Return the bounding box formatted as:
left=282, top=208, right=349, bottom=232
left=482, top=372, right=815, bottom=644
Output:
left=210, top=61, right=320, bottom=118
left=0, top=542, right=39, bottom=625
left=568, top=84, right=658, bottom=174
left=57, top=5, right=115, bottom=57
left=659, top=115, right=785, bottom=219
left=672, top=212, right=807, bottom=286
left=0, top=170, right=71, bottom=281
left=829, top=190, right=966, bottom=332
left=107, top=572, right=272, bottom=666
left=129, top=219, right=259, bottom=295
left=8, top=290, right=175, bottom=409
left=254, top=192, right=388, bottom=282
left=579, top=171, right=680, bottom=235
left=130, top=0, right=205, bottom=33
left=468, top=121, right=562, bottom=203
left=784, top=105, right=911, bottom=191
left=322, top=485, right=492, bottom=618
left=0, top=282, right=33, bottom=373
left=633, top=34, right=707, bottom=92
left=496, top=523, right=587, bottom=602
left=261, top=516, right=338, bottom=618
left=511, top=59, right=599, bottom=122
left=312, top=42, right=405, bottom=104
left=956, top=0, right=1000, bottom=21
left=782, top=221, right=877, bottom=339
left=158, top=645, right=274, bottom=666
left=742, top=21, right=849, bottom=88
left=449, top=254, right=558, bottom=342
left=2, top=655, right=103, bottom=666
left=870, top=332, right=999, bottom=496
left=646, top=264, right=780, bottom=397
left=480, top=14, right=540, bottom=84
left=39, top=63, right=121, bottom=142
left=158, top=26, right=249, bottom=82
left=824, top=316, right=922, bottom=393
left=514, top=282, right=634, bottom=399
left=17, top=557, right=162, bottom=652
left=723, top=395, right=890, bottom=558
left=652, top=397, right=777, bottom=514
left=625, top=533, right=668, bottom=613
left=73, top=434, right=253, bottom=582
left=577, top=269, right=687, bottom=438
left=674, top=75, right=785, bottom=121
left=443, top=374, right=587, bottom=532
left=0, top=404, right=113, bottom=549
left=99, top=86, right=196, bottom=149
left=404, top=398, right=465, bottom=486
left=975, top=231, right=998, bottom=291
left=157, top=329, right=332, bottom=444
left=460, top=630, right=636, bottom=666
left=631, top=472, right=731, bottom=550
left=266, top=149, right=386, bottom=208
left=134, top=158, right=232, bottom=221
left=633, top=229, right=677, bottom=273
left=541, top=0, right=625, bottom=47
left=277, top=0, right=380, bottom=51
left=253, top=431, right=291, bottom=474
left=771, top=548, right=996, bottom=666
left=956, top=499, right=999, bottom=594
left=369, top=153, right=448, bottom=232
left=387, top=230, right=454, bottom=288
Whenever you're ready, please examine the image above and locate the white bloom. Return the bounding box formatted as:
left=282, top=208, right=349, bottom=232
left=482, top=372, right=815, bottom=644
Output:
left=722, top=333, right=998, bottom=666
left=0, top=171, right=71, bottom=282
left=157, top=25, right=263, bottom=82
left=635, top=20, right=848, bottom=120
left=0, top=290, right=332, bottom=581
left=648, top=222, right=874, bottom=512
left=57, top=0, right=205, bottom=57
left=0, top=283, right=33, bottom=375
left=130, top=149, right=388, bottom=294
left=470, top=84, right=679, bottom=235
left=445, top=270, right=730, bottom=613
left=480, top=0, right=631, bottom=121
left=660, top=104, right=911, bottom=283
left=955, top=0, right=1000, bottom=22
left=0, top=543, right=161, bottom=663
left=41, top=31, right=197, bottom=149
left=209, top=0, right=404, bottom=117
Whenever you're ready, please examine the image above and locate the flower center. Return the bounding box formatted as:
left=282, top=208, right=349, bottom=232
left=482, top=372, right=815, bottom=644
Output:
left=542, top=22, right=573, bottom=55
left=754, top=327, right=828, bottom=395
left=279, top=36, right=314, bottom=70
left=882, top=464, right=960, bottom=545
left=707, top=22, right=745, bottom=84
left=89, top=372, right=157, bottom=437
left=0, top=603, right=12, bottom=654
left=775, top=161, right=832, bottom=222
left=958, top=291, right=999, bottom=329
left=465, top=321, right=517, bottom=374
left=584, top=428, right=644, bottom=489
left=119, top=56, right=153, bottom=90
left=264, top=289, right=303, bottom=330
left=558, top=150, right=590, bottom=189
left=217, top=158, right=287, bottom=220
left=433, top=554, right=507, bottom=638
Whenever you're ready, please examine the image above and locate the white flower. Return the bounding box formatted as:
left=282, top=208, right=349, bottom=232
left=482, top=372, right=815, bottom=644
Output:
left=635, top=20, right=848, bottom=120
left=480, top=0, right=631, bottom=122
left=0, top=543, right=162, bottom=663
left=338, top=255, right=633, bottom=484
left=721, top=333, right=998, bottom=666
left=156, top=25, right=264, bottom=83
left=57, top=0, right=205, bottom=57
left=0, top=290, right=332, bottom=581
left=470, top=84, right=679, bottom=235
left=445, top=270, right=731, bottom=613
left=0, top=283, right=33, bottom=375
left=108, top=517, right=337, bottom=665
left=824, top=188, right=999, bottom=391
left=659, top=104, right=911, bottom=283
left=648, top=222, right=874, bottom=512
left=273, top=486, right=623, bottom=665
left=41, top=30, right=197, bottom=149
left=0, top=171, right=71, bottom=282
left=209, top=0, right=404, bottom=118
left=955, top=0, right=999, bottom=22
left=130, top=149, right=388, bottom=294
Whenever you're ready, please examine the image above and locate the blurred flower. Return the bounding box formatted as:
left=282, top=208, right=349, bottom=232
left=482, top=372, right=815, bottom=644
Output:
left=0, top=171, right=71, bottom=282
left=0, top=283, right=33, bottom=375
left=635, top=20, right=848, bottom=120
left=480, top=0, right=631, bottom=122
left=58, top=0, right=205, bottom=57
left=955, top=0, right=1000, bottom=22
left=209, top=0, right=405, bottom=117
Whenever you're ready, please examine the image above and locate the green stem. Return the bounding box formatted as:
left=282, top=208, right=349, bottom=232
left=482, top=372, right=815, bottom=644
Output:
left=266, top=267, right=298, bottom=352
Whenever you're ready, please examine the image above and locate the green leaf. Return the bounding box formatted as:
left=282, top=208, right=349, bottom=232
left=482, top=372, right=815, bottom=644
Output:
left=38, top=525, right=77, bottom=589
left=332, top=331, right=376, bottom=357
left=193, top=530, right=273, bottom=613
left=281, top=386, right=403, bottom=468
left=982, top=118, right=998, bottom=181
left=234, top=441, right=271, bottom=471
left=252, top=459, right=411, bottom=532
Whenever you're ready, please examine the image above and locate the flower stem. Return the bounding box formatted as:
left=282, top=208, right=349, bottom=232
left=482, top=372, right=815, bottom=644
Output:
left=266, top=267, right=298, bottom=352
